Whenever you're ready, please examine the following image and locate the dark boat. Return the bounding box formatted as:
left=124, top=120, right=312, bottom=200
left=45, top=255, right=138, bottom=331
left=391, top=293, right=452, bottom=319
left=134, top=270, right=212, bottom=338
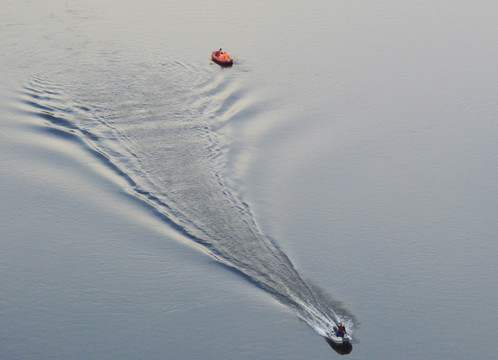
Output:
left=327, top=326, right=352, bottom=345
left=327, top=331, right=352, bottom=345
left=211, top=50, right=233, bottom=66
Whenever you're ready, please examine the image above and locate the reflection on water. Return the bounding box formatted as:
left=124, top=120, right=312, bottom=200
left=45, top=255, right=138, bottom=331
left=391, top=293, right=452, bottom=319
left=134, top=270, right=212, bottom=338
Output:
left=326, top=338, right=353, bottom=355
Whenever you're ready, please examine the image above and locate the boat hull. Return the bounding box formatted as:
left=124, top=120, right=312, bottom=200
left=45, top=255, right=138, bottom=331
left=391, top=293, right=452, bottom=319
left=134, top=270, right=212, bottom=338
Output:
left=327, top=333, right=352, bottom=345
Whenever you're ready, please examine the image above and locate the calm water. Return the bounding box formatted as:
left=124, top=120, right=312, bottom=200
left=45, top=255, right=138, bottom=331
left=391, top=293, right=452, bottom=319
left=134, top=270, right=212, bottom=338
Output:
left=1, top=1, right=497, bottom=359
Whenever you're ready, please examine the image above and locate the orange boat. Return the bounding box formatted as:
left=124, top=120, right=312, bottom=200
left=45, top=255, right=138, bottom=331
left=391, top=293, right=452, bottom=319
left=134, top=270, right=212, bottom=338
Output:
left=211, top=50, right=233, bottom=66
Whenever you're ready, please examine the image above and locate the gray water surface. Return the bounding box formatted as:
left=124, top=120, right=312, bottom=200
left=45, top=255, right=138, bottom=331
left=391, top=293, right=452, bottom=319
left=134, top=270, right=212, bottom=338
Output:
left=1, top=1, right=497, bottom=359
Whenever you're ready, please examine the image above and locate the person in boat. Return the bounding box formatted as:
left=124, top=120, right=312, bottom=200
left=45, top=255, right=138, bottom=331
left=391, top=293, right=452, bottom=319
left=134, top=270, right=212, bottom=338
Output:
left=215, top=48, right=230, bottom=61
left=220, top=51, right=230, bottom=60
left=335, top=322, right=347, bottom=338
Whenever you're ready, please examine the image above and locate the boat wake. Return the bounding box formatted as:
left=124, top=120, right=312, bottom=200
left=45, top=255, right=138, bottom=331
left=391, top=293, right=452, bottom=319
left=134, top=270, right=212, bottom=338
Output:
left=18, top=57, right=357, bottom=339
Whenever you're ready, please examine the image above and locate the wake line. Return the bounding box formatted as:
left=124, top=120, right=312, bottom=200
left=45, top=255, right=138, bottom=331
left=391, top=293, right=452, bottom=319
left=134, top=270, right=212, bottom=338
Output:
left=20, top=70, right=357, bottom=339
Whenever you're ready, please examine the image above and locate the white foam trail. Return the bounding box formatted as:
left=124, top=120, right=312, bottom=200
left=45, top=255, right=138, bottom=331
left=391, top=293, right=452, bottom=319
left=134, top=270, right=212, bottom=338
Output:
left=20, top=62, right=357, bottom=339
